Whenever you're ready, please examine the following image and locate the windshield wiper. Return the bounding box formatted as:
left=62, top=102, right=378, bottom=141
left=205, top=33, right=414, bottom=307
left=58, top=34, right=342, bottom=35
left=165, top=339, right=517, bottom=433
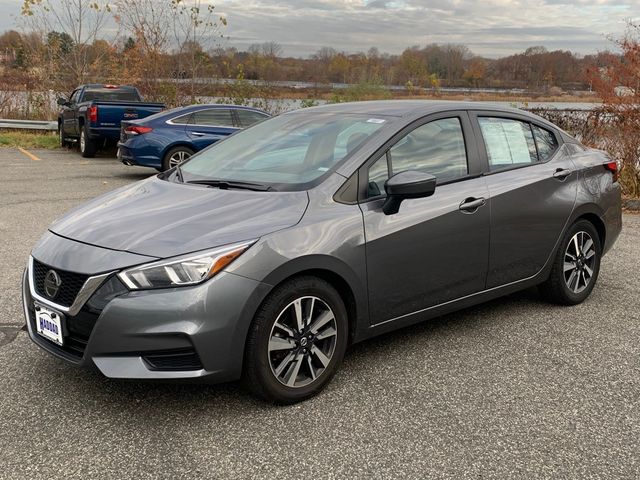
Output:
left=185, top=179, right=274, bottom=191
left=174, top=164, right=184, bottom=183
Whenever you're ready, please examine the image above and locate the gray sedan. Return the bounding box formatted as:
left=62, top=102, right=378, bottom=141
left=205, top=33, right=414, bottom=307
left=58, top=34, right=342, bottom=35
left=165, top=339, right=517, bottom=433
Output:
left=23, top=101, right=622, bottom=403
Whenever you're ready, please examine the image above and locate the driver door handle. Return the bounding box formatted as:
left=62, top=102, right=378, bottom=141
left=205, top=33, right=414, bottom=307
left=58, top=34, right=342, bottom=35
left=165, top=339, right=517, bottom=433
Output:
left=459, top=197, right=486, bottom=213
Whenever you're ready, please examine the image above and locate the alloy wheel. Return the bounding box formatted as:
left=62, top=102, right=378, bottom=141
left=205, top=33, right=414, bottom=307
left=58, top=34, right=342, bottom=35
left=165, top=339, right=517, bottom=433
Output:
left=169, top=150, right=191, bottom=168
left=563, top=231, right=597, bottom=294
left=268, top=296, right=338, bottom=388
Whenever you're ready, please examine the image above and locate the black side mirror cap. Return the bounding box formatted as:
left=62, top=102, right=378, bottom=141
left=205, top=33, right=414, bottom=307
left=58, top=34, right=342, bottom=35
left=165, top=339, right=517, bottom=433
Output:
left=57, top=97, right=68, bottom=106
left=382, top=170, right=437, bottom=215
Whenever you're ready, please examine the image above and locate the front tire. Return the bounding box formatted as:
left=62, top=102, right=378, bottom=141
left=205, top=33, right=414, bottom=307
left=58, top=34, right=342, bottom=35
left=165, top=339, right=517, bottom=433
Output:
left=79, top=125, right=96, bottom=158
left=58, top=124, right=67, bottom=148
left=539, top=220, right=602, bottom=305
left=244, top=276, right=349, bottom=404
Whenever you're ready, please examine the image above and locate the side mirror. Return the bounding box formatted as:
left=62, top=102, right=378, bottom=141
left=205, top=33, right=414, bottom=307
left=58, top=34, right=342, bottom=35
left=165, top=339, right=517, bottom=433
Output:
left=382, top=170, right=436, bottom=215
left=57, top=97, right=68, bottom=106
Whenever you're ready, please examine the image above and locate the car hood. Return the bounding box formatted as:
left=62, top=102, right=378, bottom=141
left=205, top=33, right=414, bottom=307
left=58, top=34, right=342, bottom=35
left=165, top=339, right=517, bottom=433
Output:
left=49, top=176, right=309, bottom=258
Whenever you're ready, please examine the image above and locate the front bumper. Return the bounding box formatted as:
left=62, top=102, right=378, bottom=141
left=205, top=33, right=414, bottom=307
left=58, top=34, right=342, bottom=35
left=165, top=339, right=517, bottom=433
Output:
left=23, top=247, right=271, bottom=383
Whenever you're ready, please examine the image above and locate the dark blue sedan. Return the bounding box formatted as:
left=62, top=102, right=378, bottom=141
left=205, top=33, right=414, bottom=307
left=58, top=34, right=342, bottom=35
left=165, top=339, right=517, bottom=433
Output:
left=117, top=104, right=270, bottom=170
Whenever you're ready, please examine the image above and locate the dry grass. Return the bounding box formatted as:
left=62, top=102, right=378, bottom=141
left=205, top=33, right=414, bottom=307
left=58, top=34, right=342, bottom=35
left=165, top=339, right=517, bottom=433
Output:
left=0, top=131, right=59, bottom=149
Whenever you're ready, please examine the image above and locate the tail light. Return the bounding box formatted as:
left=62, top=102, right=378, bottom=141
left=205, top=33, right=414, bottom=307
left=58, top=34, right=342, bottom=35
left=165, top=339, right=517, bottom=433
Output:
left=604, top=160, right=618, bottom=182
left=125, top=125, right=153, bottom=135
left=88, top=106, right=98, bottom=123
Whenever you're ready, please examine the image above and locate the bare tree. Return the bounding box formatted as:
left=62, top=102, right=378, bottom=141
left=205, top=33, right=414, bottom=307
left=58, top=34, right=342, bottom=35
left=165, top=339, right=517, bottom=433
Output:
left=21, top=0, right=114, bottom=88
left=171, top=0, right=226, bottom=102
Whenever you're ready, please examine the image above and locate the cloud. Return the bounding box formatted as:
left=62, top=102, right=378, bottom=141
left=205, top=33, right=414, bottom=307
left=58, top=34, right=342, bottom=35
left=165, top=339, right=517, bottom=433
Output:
left=213, top=0, right=637, bottom=57
left=0, top=0, right=636, bottom=57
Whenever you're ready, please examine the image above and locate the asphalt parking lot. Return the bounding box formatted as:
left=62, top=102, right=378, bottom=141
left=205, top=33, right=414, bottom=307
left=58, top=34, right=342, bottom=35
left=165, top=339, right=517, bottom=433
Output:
left=1, top=147, right=639, bottom=479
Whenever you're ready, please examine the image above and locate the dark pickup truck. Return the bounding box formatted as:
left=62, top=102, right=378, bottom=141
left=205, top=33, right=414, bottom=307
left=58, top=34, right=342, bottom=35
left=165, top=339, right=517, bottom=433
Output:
left=57, top=84, right=165, bottom=157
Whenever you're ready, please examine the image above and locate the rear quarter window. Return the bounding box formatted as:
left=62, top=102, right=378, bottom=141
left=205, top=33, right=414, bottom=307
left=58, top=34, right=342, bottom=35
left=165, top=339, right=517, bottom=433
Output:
left=532, top=125, right=559, bottom=160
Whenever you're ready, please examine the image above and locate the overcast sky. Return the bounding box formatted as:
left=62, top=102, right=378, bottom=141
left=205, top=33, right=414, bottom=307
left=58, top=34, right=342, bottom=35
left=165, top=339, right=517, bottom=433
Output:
left=1, top=0, right=638, bottom=58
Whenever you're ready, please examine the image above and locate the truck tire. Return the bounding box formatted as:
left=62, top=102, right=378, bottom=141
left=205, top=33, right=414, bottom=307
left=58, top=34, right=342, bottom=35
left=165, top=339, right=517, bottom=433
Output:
left=80, top=125, right=96, bottom=158
left=58, top=124, right=68, bottom=148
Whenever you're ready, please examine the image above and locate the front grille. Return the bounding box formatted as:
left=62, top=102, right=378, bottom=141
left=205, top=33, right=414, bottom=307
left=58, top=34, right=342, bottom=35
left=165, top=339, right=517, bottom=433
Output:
left=32, top=259, right=89, bottom=307
left=143, top=349, right=203, bottom=371
left=28, top=275, right=128, bottom=360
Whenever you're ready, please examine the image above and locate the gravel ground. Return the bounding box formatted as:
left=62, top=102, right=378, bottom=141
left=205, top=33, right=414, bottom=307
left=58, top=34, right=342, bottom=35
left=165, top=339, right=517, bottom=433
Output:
left=0, top=147, right=638, bottom=479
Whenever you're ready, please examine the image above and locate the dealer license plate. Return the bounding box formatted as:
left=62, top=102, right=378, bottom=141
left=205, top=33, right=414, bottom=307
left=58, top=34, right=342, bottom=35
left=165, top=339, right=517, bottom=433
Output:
left=34, top=304, right=64, bottom=346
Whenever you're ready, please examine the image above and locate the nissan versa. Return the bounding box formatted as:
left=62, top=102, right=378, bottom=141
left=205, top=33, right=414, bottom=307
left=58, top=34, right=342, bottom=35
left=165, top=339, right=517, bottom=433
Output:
left=23, top=101, right=621, bottom=403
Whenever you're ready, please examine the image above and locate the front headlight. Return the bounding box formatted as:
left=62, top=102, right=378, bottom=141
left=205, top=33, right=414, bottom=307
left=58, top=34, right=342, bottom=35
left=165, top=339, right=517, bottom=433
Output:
left=118, top=240, right=255, bottom=290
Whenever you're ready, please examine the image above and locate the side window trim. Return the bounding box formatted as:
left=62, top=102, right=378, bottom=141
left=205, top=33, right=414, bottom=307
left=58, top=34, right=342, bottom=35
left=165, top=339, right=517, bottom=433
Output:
left=356, top=111, right=481, bottom=203
left=468, top=110, right=563, bottom=175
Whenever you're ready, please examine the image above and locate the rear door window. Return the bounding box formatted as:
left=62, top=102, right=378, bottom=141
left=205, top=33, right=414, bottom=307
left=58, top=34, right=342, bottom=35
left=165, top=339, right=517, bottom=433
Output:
left=192, top=108, right=235, bottom=127
left=478, top=117, right=538, bottom=170
left=236, top=109, right=269, bottom=127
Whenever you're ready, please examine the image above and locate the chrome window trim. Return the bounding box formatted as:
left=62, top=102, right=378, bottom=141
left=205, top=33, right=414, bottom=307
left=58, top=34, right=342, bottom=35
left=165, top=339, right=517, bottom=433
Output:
left=27, top=256, right=114, bottom=316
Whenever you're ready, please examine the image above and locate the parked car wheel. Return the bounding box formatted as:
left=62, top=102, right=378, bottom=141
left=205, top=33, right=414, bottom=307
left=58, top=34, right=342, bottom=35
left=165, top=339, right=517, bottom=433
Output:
left=244, top=276, right=349, bottom=404
left=163, top=146, right=194, bottom=171
left=539, top=220, right=602, bottom=305
left=58, top=125, right=68, bottom=148
left=80, top=126, right=96, bottom=158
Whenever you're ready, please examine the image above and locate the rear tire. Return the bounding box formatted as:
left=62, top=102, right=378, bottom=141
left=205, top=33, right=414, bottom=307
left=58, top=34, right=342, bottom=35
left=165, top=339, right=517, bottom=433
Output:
left=244, top=276, right=349, bottom=404
left=539, top=220, right=602, bottom=305
left=79, top=125, right=96, bottom=158
left=162, top=146, right=194, bottom=171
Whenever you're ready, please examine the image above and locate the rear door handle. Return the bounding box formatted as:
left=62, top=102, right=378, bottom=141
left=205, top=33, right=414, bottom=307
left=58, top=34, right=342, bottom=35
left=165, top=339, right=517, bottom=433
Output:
left=553, top=168, right=572, bottom=180
left=459, top=197, right=486, bottom=213
left=191, top=132, right=206, bottom=137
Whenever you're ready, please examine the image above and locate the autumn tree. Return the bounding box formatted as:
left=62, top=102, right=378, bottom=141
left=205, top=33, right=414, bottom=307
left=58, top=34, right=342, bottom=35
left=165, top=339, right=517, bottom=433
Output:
left=588, top=21, right=640, bottom=197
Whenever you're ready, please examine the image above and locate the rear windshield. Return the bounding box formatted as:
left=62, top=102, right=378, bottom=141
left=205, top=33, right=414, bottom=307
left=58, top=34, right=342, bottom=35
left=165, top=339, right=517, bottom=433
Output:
left=82, top=89, right=141, bottom=102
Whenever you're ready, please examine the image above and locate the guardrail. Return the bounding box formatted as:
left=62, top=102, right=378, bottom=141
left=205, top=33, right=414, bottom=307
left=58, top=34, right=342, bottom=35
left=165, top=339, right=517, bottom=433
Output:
left=0, top=119, right=57, bottom=131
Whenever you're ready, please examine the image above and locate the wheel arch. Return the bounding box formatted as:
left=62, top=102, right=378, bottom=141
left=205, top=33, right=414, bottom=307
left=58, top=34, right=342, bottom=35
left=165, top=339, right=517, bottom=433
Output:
left=255, top=256, right=369, bottom=345
left=568, top=203, right=606, bottom=248
left=161, top=142, right=197, bottom=162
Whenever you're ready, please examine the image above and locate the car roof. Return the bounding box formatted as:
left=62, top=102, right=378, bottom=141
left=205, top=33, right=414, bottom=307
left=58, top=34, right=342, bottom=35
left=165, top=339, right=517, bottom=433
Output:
left=80, top=84, right=138, bottom=90
left=167, top=104, right=270, bottom=115
left=296, top=100, right=529, bottom=118
left=294, top=100, right=563, bottom=135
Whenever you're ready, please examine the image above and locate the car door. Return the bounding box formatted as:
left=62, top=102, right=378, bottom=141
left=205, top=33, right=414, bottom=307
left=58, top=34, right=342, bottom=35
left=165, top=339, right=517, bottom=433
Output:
left=186, top=108, right=238, bottom=150
left=359, top=112, right=491, bottom=326
left=62, top=89, right=80, bottom=136
left=469, top=112, right=578, bottom=288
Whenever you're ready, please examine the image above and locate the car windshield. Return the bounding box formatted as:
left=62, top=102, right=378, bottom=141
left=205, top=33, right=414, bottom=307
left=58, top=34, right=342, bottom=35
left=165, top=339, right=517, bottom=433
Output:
left=179, top=112, right=390, bottom=189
